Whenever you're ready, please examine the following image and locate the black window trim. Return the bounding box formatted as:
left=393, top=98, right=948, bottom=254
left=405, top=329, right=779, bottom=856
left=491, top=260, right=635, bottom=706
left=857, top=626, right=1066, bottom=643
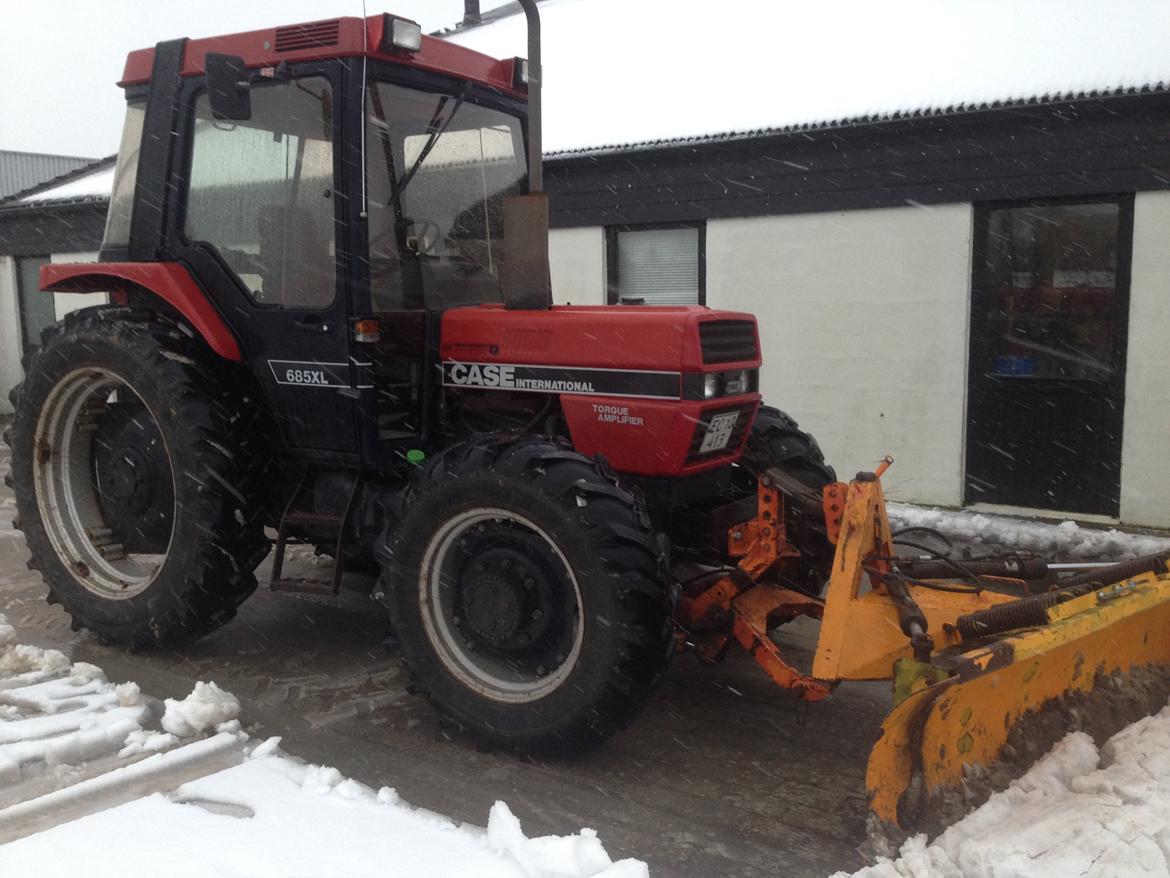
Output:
left=605, top=220, right=707, bottom=306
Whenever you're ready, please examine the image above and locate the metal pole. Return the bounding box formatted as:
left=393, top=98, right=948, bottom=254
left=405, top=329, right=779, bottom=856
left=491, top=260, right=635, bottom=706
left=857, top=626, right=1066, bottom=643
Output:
left=516, top=0, right=542, bottom=191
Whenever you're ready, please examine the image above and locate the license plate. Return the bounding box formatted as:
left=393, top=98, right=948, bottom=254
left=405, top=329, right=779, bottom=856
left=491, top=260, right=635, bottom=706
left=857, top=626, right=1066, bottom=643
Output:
left=698, top=412, right=739, bottom=453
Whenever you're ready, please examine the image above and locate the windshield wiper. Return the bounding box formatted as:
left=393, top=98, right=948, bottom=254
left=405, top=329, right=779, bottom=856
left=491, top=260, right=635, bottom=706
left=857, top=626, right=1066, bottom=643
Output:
left=394, top=83, right=469, bottom=197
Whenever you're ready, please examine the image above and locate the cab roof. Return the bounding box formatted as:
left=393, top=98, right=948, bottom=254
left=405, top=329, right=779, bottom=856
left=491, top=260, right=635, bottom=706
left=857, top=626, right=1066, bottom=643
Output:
left=120, top=14, right=525, bottom=98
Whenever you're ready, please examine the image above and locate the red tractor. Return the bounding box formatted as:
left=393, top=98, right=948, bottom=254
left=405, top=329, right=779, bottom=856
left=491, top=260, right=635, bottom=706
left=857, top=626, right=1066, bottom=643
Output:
left=15, top=8, right=1170, bottom=839
left=5, top=7, right=836, bottom=753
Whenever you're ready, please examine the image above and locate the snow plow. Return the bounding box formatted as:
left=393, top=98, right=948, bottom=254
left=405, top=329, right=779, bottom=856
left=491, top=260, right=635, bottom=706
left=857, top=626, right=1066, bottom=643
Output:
left=5, top=1, right=1170, bottom=845
left=682, top=454, right=1170, bottom=838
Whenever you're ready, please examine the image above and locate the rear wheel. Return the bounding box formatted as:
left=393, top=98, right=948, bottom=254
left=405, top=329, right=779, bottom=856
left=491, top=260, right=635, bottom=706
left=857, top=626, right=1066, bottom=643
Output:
left=382, top=435, right=675, bottom=752
left=740, top=405, right=837, bottom=593
left=3, top=306, right=270, bottom=646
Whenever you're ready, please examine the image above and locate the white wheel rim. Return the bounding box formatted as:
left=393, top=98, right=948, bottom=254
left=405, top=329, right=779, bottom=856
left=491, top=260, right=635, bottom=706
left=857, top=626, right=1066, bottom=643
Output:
left=32, top=367, right=175, bottom=599
left=419, top=507, right=585, bottom=703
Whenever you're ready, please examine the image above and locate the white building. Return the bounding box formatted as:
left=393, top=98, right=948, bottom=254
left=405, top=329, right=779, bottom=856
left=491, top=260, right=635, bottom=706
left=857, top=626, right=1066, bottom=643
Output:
left=3, top=0, right=1170, bottom=527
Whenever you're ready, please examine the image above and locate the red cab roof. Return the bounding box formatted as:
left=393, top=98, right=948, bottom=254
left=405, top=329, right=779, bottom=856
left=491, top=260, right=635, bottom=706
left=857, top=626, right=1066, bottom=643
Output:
left=120, top=14, right=524, bottom=98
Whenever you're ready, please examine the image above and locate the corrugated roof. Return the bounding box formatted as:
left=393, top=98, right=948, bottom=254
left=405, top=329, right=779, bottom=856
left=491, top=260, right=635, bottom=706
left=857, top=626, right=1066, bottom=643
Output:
left=0, top=156, right=116, bottom=210
left=446, top=0, right=1170, bottom=157
left=0, top=150, right=96, bottom=200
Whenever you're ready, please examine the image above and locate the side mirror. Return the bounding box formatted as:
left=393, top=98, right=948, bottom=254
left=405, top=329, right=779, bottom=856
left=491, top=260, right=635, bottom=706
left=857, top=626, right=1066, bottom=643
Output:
left=205, top=53, right=251, bottom=121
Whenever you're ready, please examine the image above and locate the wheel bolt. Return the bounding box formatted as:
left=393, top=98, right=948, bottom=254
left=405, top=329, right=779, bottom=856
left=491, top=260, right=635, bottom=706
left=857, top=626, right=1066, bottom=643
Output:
left=531, top=609, right=543, bottom=621
left=501, top=558, right=512, bottom=570
left=523, top=578, right=535, bottom=589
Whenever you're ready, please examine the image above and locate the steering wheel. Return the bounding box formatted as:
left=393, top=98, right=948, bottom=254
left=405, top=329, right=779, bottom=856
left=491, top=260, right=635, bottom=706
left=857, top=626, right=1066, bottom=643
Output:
left=367, top=218, right=442, bottom=255
left=405, top=219, right=442, bottom=255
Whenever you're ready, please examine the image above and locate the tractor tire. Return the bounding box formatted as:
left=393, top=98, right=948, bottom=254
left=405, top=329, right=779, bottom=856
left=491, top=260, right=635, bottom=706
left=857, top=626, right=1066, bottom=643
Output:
left=740, top=406, right=837, bottom=593
left=3, top=305, right=270, bottom=647
left=381, top=434, right=676, bottom=753
left=743, top=405, right=836, bottom=489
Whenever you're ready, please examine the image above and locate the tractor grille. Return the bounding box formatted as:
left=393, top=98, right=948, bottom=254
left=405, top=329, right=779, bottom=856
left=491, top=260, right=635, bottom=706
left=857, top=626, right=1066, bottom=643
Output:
left=685, top=403, right=756, bottom=464
left=699, top=320, right=758, bottom=364
left=275, top=20, right=341, bottom=52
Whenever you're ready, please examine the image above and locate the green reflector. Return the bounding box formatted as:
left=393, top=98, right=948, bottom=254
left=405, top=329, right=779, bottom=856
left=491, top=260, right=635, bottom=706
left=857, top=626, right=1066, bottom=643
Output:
left=406, top=449, right=426, bottom=464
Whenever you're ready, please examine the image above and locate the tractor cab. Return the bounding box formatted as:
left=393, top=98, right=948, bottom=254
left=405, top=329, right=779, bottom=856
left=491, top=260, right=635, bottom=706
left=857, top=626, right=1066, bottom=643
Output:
left=95, top=14, right=536, bottom=462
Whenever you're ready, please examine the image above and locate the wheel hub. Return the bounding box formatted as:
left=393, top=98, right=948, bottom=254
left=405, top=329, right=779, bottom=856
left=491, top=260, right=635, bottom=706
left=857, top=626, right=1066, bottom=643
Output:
left=92, top=403, right=174, bottom=554
left=459, top=546, right=543, bottom=648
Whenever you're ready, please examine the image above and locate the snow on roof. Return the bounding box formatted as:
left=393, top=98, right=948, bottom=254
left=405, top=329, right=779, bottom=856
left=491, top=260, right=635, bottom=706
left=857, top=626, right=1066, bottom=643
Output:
left=0, top=150, right=96, bottom=200
left=447, top=0, right=1170, bottom=155
left=18, top=160, right=115, bottom=206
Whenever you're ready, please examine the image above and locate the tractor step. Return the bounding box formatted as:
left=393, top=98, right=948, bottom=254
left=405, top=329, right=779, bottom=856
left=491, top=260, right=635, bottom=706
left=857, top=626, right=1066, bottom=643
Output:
left=270, top=577, right=340, bottom=596
left=269, top=470, right=359, bottom=598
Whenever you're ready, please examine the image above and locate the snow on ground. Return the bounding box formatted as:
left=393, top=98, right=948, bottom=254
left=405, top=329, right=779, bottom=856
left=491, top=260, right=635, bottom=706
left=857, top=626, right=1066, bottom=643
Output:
left=833, top=703, right=1170, bottom=878
left=887, top=502, right=1170, bottom=561
left=0, top=615, right=646, bottom=877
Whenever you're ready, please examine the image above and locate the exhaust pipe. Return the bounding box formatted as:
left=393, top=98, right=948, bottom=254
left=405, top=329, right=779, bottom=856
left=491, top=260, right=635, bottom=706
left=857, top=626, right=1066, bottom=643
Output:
left=501, top=0, right=552, bottom=310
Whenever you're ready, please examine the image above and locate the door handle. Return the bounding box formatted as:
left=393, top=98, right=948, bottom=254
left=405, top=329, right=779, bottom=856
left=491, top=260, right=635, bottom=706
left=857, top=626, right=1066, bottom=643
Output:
left=294, top=316, right=332, bottom=334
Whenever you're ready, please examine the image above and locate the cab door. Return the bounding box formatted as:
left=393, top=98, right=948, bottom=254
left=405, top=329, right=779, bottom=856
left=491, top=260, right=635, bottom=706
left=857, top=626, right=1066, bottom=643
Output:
left=174, top=65, right=359, bottom=454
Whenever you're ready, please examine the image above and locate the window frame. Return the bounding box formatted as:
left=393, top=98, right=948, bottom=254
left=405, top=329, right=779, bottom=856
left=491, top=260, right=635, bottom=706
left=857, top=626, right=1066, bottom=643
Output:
left=605, top=220, right=707, bottom=306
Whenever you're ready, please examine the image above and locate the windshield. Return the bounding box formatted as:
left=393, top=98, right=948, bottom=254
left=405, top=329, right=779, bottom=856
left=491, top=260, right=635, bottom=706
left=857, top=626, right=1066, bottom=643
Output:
left=365, top=81, right=527, bottom=311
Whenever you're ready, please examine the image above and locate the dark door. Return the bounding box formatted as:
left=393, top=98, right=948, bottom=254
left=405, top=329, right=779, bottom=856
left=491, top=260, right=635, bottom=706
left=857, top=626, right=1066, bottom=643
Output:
left=177, top=68, right=357, bottom=453
left=965, top=197, right=1133, bottom=516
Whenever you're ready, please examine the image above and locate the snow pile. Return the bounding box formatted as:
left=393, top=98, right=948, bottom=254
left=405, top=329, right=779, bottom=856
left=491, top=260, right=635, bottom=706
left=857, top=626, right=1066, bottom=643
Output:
left=835, top=703, right=1170, bottom=878
left=448, top=0, right=1170, bottom=155
left=0, top=613, right=236, bottom=791
left=888, top=502, right=1170, bottom=560
left=0, top=628, right=148, bottom=785
left=160, top=681, right=240, bottom=737
left=0, top=743, right=647, bottom=878
left=0, top=617, right=648, bottom=877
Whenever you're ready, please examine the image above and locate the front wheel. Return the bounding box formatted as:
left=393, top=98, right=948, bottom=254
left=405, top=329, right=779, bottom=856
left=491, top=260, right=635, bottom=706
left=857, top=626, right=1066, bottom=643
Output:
left=740, top=405, right=837, bottom=593
left=381, top=435, right=675, bottom=752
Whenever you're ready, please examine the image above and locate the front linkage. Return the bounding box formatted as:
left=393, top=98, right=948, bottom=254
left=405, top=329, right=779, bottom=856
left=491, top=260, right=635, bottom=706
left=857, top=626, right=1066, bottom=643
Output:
left=673, top=456, right=1170, bottom=836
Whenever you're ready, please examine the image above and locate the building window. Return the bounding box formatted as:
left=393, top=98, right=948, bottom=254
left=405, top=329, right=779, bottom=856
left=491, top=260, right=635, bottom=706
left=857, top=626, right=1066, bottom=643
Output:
left=606, top=223, right=705, bottom=305
left=17, top=256, right=54, bottom=354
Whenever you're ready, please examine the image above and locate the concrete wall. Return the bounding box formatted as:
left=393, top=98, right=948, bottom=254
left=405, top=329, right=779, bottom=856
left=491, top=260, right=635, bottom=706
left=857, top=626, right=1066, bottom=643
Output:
left=1121, top=192, right=1170, bottom=527
left=549, top=227, right=606, bottom=306
left=706, top=205, right=975, bottom=507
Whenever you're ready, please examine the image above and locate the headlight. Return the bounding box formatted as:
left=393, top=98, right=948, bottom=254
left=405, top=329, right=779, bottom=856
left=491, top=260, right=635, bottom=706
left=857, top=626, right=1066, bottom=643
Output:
left=723, top=370, right=750, bottom=396
left=382, top=15, right=422, bottom=52
left=703, top=373, right=720, bottom=399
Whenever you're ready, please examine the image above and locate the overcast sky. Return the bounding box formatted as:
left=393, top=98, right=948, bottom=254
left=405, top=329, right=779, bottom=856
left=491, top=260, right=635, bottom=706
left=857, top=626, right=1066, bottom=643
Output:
left=1, top=1, right=505, bottom=158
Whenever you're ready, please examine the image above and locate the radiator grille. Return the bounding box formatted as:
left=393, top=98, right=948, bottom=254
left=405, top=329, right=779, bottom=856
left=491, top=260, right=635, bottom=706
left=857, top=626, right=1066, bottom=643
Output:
left=699, top=320, right=758, bottom=364
left=274, top=20, right=341, bottom=52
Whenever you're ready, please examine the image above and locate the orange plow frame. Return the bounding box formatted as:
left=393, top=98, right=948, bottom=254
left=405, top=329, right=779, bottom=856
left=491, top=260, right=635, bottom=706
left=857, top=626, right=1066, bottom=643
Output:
left=673, top=457, right=1170, bottom=834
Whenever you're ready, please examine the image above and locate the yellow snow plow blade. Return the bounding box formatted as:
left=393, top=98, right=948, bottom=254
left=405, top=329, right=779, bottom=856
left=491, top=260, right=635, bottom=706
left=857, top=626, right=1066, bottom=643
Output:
left=867, top=570, right=1170, bottom=836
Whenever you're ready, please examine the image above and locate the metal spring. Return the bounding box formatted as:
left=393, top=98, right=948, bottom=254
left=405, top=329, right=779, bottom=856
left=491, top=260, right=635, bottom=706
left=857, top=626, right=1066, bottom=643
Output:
left=1055, top=552, right=1170, bottom=591
left=956, top=588, right=1087, bottom=640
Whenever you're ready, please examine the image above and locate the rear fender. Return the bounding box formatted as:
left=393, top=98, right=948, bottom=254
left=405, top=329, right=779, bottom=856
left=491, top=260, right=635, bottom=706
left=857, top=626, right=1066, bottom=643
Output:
left=39, top=262, right=242, bottom=362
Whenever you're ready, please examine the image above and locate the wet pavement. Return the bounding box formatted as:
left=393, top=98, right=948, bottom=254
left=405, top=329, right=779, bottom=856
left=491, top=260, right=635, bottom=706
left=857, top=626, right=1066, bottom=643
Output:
left=0, top=445, right=889, bottom=877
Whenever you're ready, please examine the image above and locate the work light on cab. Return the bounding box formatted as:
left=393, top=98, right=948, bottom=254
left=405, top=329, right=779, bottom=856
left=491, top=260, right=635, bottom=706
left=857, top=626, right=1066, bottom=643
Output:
left=381, top=14, right=422, bottom=52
